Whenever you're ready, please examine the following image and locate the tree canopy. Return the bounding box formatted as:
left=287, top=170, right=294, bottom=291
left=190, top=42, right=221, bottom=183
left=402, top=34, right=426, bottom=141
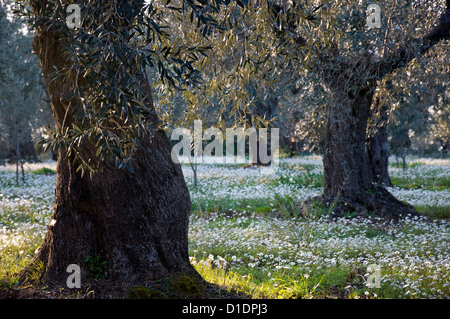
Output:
left=11, top=0, right=450, bottom=173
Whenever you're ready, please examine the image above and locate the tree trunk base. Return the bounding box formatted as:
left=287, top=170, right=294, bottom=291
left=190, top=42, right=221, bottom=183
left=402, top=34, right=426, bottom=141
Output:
left=18, top=133, right=196, bottom=292
left=6, top=270, right=242, bottom=299
left=301, top=185, right=420, bottom=220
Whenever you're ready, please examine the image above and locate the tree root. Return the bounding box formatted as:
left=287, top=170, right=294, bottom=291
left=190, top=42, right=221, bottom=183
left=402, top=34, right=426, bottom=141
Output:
left=301, top=184, right=420, bottom=220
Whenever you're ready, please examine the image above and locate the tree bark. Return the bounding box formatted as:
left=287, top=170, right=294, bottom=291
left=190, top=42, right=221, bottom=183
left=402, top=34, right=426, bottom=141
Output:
left=13, top=119, right=25, bottom=184
left=319, top=87, right=417, bottom=218
left=315, top=62, right=417, bottom=218
left=368, top=130, right=392, bottom=186
left=25, top=134, right=192, bottom=288
left=367, top=99, right=392, bottom=186
left=322, top=87, right=372, bottom=199
left=20, top=7, right=194, bottom=291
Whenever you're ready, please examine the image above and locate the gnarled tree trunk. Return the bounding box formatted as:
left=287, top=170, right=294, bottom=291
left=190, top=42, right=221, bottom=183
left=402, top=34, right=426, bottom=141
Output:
left=20, top=7, right=194, bottom=292
left=367, top=99, right=393, bottom=187
left=322, top=88, right=373, bottom=199
left=309, top=0, right=450, bottom=218
left=317, top=64, right=417, bottom=218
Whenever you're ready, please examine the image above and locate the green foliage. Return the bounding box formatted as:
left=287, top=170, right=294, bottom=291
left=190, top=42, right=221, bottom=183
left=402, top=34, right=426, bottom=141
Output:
left=157, top=0, right=450, bottom=158
left=23, top=259, right=44, bottom=285
left=14, top=0, right=243, bottom=175
left=0, top=276, right=19, bottom=291
left=193, top=256, right=324, bottom=299
left=10, top=0, right=449, bottom=172
left=127, top=273, right=205, bottom=299
left=364, top=226, right=390, bottom=239
left=31, top=167, right=56, bottom=175
left=383, top=49, right=450, bottom=158
left=416, top=206, right=450, bottom=219
left=85, top=255, right=108, bottom=279
left=391, top=176, right=450, bottom=191
left=127, top=285, right=166, bottom=299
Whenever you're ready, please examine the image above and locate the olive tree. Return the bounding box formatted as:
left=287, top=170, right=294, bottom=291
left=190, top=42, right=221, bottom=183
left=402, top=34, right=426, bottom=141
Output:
left=15, top=0, right=231, bottom=291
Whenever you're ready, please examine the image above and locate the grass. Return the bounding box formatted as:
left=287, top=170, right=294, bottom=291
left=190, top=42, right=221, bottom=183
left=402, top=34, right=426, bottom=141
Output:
left=391, top=176, right=450, bottom=191
left=193, top=260, right=324, bottom=299
left=30, top=167, right=56, bottom=175
left=188, top=210, right=449, bottom=299
left=415, top=206, right=450, bottom=219
left=0, top=156, right=449, bottom=298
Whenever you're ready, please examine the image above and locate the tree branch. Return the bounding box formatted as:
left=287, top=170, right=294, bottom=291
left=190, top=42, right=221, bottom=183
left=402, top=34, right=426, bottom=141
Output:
left=377, top=2, right=450, bottom=78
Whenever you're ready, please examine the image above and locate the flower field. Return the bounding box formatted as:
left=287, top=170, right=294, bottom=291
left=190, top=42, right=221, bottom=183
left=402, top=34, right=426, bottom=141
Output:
left=0, top=156, right=449, bottom=298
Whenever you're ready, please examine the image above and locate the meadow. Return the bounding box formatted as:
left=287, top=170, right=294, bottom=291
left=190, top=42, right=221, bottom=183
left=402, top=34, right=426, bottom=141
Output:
left=0, top=156, right=449, bottom=298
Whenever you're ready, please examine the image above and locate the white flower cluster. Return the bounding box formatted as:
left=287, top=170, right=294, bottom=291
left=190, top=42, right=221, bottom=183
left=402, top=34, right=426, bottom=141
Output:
left=0, top=156, right=448, bottom=298
left=182, top=157, right=450, bottom=207
left=0, top=171, right=54, bottom=256
left=189, top=213, right=449, bottom=298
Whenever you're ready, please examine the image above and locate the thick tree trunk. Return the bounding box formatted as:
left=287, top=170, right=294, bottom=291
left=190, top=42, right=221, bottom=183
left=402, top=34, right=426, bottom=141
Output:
left=367, top=127, right=392, bottom=186
left=317, top=84, right=417, bottom=218
left=25, top=134, right=192, bottom=288
left=367, top=97, right=393, bottom=186
left=13, top=120, right=25, bottom=184
left=322, top=88, right=372, bottom=199
left=20, top=10, right=194, bottom=292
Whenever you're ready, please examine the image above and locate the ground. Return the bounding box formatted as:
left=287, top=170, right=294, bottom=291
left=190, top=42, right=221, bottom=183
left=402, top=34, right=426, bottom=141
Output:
left=0, top=156, right=449, bottom=298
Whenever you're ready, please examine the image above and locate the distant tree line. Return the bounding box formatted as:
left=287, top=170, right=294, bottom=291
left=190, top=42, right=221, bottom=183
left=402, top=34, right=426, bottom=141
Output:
left=0, top=1, right=53, bottom=171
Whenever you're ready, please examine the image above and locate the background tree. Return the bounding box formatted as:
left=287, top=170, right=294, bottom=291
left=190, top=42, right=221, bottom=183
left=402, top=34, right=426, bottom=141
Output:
left=431, top=97, right=450, bottom=157
left=0, top=3, right=13, bottom=162
left=156, top=0, right=449, bottom=216
left=382, top=43, right=450, bottom=162
left=302, top=0, right=449, bottom=216
left=0, top=1, right=49, bottom=180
